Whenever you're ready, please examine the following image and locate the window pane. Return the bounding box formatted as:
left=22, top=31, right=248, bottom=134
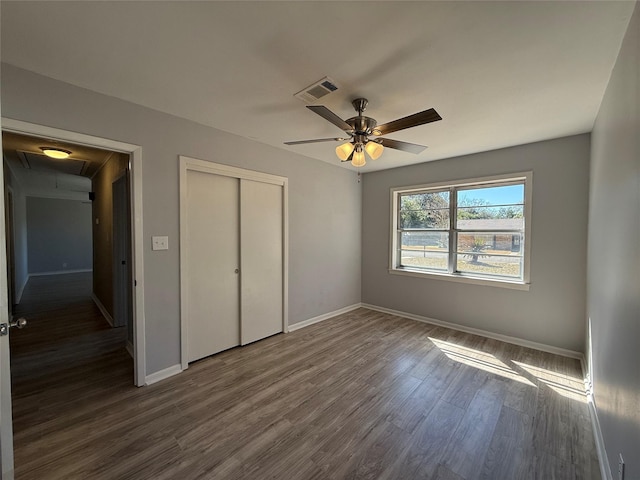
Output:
left=401, top=252, right=449, bottom=271
left=458, top=184, right=524, bottom=207
left=400, top=191, right=450, bottom=229
left=401, top=210, right=449, bottom=229
left=457, top=183, right=524, bottom=230
left=457, top=233, right=523, bottom=256
left=400, top=231, right=448, bottom=271
left=401, top=232, right=448, bottom=251
left=456, top=254, right=523, bottom=278
left=457, top=206, right=524, bottom=231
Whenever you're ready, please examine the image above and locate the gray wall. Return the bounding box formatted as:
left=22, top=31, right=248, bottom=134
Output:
left=362, top=134, right=590, bottom=352
left=588, top=2, right=639, bottom=478
left=26, top=197, right=92, bottom=274
left=1, top=64, right=362, bottom=375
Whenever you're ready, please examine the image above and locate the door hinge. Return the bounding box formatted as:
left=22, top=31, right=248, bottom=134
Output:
left=0, top=323, right=7, bottom=336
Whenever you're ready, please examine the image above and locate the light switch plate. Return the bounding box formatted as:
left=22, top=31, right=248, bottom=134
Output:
left=152, top=236, right=169, bottom=251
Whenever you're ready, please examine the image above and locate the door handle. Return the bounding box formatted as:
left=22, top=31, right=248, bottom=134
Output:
left=0, top=317, right=27, bottom=336
left=11, top=318, right=27, bottom=329
left=234, top=268, right=240, bottom=274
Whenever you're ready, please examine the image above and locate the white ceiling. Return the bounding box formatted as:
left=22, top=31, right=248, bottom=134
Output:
left=1, top=1, right=635, bottom=172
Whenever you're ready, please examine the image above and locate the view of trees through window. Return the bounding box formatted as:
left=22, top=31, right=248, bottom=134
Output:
left=397, top=182, right=526, bottom=280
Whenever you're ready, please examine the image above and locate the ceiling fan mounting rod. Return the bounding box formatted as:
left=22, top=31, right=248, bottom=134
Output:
left=352, top=98, right=368, bottom=115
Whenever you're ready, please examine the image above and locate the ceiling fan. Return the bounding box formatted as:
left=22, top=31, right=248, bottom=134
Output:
left=284, top=98, right=442, bottom=167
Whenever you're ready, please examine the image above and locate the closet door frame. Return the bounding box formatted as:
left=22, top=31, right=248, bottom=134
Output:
left=179, top=156, right=288, bottom=371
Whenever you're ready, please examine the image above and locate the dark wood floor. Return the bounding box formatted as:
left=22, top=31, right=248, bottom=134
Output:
left=10, top=273, right=599, bottom=479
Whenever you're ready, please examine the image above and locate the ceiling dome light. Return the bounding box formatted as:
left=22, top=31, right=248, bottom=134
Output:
left=335, top=142, right=355, bottom=161
left=40, top=147, right=72, bottom=159
left=364, top=141, right=384, bottom=160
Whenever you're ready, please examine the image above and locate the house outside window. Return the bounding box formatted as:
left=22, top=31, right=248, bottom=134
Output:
left=390, top=172, right=532, bottom=289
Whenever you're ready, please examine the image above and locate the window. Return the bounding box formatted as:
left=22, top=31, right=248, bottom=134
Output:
left=390, top=173, right=531, bottom=288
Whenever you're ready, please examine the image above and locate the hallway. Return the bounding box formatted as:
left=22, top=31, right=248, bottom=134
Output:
left=9, top=272, right=131, bottom=478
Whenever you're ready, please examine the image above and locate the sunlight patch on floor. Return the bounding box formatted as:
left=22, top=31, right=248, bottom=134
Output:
left=429, top=338, right=536, bottom=387
left=512, top=361, right=587, bottom=403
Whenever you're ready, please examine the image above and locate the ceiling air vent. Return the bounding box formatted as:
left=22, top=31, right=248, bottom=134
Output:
left=294, top=76, right=338, bottom=103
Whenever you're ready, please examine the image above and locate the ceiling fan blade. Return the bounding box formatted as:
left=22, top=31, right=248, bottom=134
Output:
left=284, top=137, right=346, bottom=145
left=378, top=138, right=428, bottom=154
left=307, top=105, right=353, bottom=132
left=376, top=108, right=442, bottom=136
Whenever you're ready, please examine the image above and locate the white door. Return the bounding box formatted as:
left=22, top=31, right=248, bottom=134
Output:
left=185, top=170, right=240, bottom=362
left=0, top=145, right=15, bottom=477
left=240, top=179, right=283, bottom=345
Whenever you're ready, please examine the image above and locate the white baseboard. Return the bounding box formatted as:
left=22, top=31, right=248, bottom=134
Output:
left=28, top=268, right=93, bottom=277
left=145, top=364, right=182, bottom=386
left=91, top=293, right=114, bottom=327
left=361, top=303, right=583, bottom=360
left=587, top=392, right=612, bottom=480
left=580, top=356, right=612, bottom=480
left=287, top=303, right=362, bottom=332
left=126, top=341, right=134, bottom=359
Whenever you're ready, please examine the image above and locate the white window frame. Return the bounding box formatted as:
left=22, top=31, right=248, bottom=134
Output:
left=389, top=172, right=532, bottom=290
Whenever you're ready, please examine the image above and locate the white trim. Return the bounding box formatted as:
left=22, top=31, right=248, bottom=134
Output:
left=130, top=139, right=146, bottom=387
left=580, top=346, right=613, bottom=480
left=1, top=119, right=140, bottom=152
left=2, top=118, right=147, bottom=387
left=179, top=156, right=287, bottom=186
left=282, top=179, right=289, bottom=333
left=91, top=293, right=114, bottom=327
left=587, top=391, right=612, bottom=480
left=145, top=364, right=182, bottom=386
left=0, top=113, right=15, bottom=476
left=579, top=355, right=589, bottom=394
left=126, top=341, right=134, bottom=359
left=179, top=156, right=289, bottom=371
left=362, top=304, right=583, bottom=359
left=29, top=269, right=92, bottom=277
left=522, top=171, right=533, bottom=284
left=390, top=171, right=533, bottom=194
left=287, top=303, right=363, bottom=332
left=389, top=268, right=530, bottom=290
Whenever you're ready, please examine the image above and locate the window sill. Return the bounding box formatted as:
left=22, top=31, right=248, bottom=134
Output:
left=389, top=267, right=530, bottom=291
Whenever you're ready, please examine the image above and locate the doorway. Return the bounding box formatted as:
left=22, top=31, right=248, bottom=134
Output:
left=0, top=119, right=146, bottom=478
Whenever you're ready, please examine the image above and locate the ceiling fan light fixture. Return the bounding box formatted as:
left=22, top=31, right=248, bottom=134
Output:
left=40, top=147, right=72, bottom=159
left=364, top=141, right=384, bottom=160
left=335, top=141, right=355, bottom=161
left=351, top=147, right=366, bottom=167
left=286, top=97, right=440, bottom=167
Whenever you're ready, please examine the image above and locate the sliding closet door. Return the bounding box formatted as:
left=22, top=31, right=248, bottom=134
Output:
left=185, top=170, right=240, bottom=362
left=240, top=179, right=283, bottom=345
